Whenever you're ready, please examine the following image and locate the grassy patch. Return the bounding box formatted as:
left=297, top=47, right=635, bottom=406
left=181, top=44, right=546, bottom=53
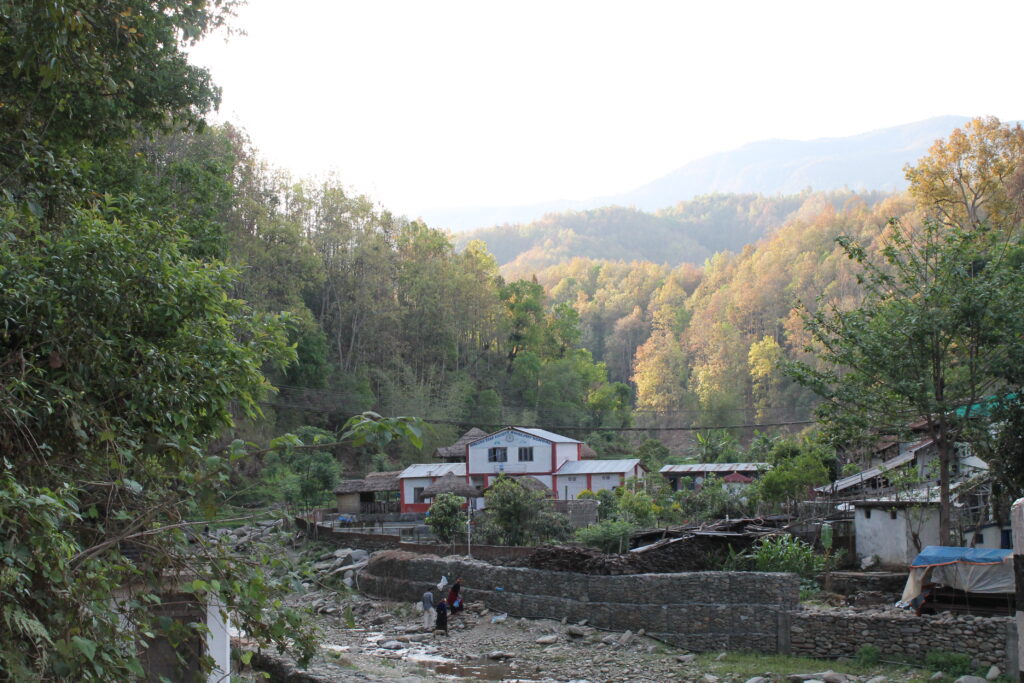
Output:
left=697, top=652, right=927, bottom=681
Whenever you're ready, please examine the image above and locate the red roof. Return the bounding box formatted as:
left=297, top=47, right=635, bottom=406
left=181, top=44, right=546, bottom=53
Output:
left=722, top=471, right=753, bottom=484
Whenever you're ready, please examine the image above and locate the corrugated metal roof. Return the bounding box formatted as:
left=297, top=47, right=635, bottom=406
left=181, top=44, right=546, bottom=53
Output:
left=557, top=459, right=640, bottom=475
left=465, top=427, right=582, bottom=446
left=815, top=439, right=933, bottom=494
left=660, top=463, right=770, bottom=474
left=513, top=427, right=581, bottom=444
left=399, top=462, right=465, bottom=479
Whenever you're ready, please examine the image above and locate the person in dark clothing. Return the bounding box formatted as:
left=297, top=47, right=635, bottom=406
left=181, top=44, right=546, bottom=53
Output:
left=435, top=598, right=448, bottom=635
left=446, top=577, right=464, bottom=615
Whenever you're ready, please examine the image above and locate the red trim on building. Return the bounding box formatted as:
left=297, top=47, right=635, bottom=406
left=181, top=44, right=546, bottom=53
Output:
left=405, top=502, right=430, bottom=513
left=586, top=473, right=593, bottom=492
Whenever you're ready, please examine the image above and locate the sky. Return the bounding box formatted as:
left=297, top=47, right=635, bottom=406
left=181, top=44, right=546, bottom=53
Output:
left=188, top=0, right=1024, bottom=218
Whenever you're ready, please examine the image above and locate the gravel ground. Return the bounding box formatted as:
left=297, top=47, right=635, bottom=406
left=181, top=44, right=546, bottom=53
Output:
left=235, top=589, right=931, bottom=683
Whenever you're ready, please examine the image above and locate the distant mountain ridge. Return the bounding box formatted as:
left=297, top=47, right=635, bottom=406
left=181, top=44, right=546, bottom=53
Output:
left=456, top=190, right=893, bottom=277
left=425, top=116, right=972, bottom=232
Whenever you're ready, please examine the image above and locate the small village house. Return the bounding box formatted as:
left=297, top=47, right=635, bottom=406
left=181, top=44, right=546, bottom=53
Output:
left=333, top=471, right=401, bottom=515
left=660, top=463, right=770, bottom=492
left=397, top=427, right=644, bottom=512
left=399, top=462, right=468, bottom=514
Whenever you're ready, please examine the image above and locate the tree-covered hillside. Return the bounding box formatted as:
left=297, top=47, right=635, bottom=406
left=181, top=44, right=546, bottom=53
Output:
left=458, top=190, right=891, bottom=277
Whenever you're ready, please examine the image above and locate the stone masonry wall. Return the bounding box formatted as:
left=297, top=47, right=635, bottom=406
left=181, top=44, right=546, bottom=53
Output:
left=790, top=607, right=1015, bottom=671
left=361, top=550, right=799, bottom=652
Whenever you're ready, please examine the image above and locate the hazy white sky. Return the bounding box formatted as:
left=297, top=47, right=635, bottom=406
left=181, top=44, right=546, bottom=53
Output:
left=188, top=0, right=1023, bottom=217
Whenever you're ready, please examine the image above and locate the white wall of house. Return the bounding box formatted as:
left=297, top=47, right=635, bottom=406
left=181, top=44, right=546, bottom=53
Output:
left=855, top=505, right=940, bottom=568
left=969, top=522, right=1012, bottom=550
left=402, top=477, right=433, bottom=504
left=558, top=474, right=589, bottom=500
left=468, top=431, right=556, bottom=476
left=590, top=472, right=623, bottom=493
left=555, top=442, right=580, bottom=470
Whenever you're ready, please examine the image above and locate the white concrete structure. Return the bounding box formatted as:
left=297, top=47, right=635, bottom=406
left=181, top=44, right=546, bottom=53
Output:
left=467, top=427, right=581, bottom=484
left=399, top=462, right=466, bottom=513
left=854, top=500, right=940, bottom=568
left=554, top=459, right=642, bottom=499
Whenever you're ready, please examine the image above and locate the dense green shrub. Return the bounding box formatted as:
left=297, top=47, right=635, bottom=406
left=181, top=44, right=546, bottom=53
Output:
left=924, top=650, right=972, bottom=676
left=575, top=519, right=637, bottom=554
left=426, top=493, right=467, bottom=544
left=751, top=535, right=824, bottom=579
left=854, top=644, right=881, bottom=665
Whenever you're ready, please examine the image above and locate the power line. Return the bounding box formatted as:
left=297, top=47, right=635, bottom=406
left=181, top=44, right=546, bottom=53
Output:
left=260, top=399, right=815, bottom=432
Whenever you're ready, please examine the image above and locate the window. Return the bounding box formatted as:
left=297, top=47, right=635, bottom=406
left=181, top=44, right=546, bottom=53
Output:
left=889, top=509, right=897, bottom=520
left=518, top=447, right=534, bottom=462
left=601, top=475, right=611, bottom=481
left=413, top=487, right=424, bottom=503
left=488, top=447, right=507, bottom=463
left=974, top=532, right=985, bottom=544
left=864, top=508, right=871, bottom=519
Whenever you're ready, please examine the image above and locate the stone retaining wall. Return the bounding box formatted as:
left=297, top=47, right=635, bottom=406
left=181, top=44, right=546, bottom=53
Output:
left=790, top=607, right=1016, bottom=671
left=361, top=550, right=799, bottom=652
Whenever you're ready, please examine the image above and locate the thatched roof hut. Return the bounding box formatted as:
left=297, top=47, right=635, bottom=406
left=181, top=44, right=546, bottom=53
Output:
left=433, top=427, right=488, bottom=462
left=332, top=470, right=401, bottom=495
left=420, top=472, right=481, bottom=499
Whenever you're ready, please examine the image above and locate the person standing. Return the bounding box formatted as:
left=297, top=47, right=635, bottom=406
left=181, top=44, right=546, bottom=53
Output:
left=421, top=589, right=434, bottom=631
left=446, top=577, right=464, bottom=615
left=435, top=598, right=448, bottom=635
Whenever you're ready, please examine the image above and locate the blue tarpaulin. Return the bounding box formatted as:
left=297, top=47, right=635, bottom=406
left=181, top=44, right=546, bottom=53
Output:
left=901, top=546, right=1013, bottom=602
left=910, top=546, right=1011, bottom=568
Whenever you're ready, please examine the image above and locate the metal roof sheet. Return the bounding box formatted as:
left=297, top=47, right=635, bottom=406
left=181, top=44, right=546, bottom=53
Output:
left=557, top=459, right=640, bottom=475
left=399, top=462, right=465, bottom=479
left=513, top=427, right=581, bottom=444
left=814, top=439, right=933, bottom=494
left=660, top=463, right=770, bottom=474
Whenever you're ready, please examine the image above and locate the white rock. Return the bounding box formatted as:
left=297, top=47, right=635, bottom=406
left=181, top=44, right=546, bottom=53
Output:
left=536, top=634, right=558, bottom=645
left=985, top=666, right=1000, bottom=681
left=677, top=654, right=696, bottom=663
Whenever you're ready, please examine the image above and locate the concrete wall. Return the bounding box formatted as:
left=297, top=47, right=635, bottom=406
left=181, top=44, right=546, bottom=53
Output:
left=855, top=505, right=940, bottom=568
left=790, top=607, right=1015, bottom=672
left=360, top=551, right=799, bottom=652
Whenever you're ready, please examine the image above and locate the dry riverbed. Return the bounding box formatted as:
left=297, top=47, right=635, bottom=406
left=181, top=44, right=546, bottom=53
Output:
left=235, top=588, right=941, bottom=683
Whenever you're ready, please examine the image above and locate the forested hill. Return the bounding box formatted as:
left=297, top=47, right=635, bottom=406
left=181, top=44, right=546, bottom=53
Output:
left=426, top=116, right=972, bottom=231
left=456, top=190, right=891, bottom=276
